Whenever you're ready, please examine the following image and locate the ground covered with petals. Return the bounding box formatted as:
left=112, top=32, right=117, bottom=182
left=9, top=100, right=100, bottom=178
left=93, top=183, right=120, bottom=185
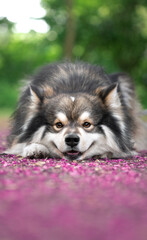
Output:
left=0, top=130, right=147, bottom=240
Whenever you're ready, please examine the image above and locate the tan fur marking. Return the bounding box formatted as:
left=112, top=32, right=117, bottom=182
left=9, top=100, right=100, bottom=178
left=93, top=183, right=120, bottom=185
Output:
left=77, top=112, right=94, bottom=131
left=95, top=86, right=105, bottom=95
left=78, top=117, right=93, bottom=125
left=43, top=85, right=54, bottom=97
left=54, top=118, right=68, bottom=126
left=53, top=112, right=69, bottom=131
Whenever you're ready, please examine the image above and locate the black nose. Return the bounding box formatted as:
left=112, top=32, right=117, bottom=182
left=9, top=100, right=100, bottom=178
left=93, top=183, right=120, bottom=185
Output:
left=65, top=134, right=80, bottom=147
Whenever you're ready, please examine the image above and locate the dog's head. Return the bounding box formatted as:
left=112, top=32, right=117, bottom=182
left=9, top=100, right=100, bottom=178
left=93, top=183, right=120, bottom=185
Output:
left=29, top=83, right=129, bottom=160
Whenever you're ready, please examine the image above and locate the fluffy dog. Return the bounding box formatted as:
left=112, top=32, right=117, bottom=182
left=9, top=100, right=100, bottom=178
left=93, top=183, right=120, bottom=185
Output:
left=5, top=62, right=147, bottom=160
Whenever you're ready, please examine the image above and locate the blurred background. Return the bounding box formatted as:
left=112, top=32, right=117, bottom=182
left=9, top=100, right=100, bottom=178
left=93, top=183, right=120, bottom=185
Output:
left=0, top=0, right=147, bottom=118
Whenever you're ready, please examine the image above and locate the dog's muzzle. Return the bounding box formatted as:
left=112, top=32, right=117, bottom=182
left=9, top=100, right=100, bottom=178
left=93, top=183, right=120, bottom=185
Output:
left=64, top=134, right=81, bottom=160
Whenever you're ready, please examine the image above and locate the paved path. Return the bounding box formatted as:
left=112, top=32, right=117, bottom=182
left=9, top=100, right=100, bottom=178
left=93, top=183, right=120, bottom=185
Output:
left=0, top=130, right=147, bottom=240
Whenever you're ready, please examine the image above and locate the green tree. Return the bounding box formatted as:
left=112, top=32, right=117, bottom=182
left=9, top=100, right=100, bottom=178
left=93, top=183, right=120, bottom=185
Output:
left=41, top=0, right=147, bottom=106
left=41, top=0, right=147, bottom=71
left=0, top=1, right=147, bottom=109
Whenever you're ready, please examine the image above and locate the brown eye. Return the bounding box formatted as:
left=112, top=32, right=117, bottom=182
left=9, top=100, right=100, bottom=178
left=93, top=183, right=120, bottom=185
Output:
left=55, top=122, right=64, bottom=129
left=82, top=122, right=91, bottom=128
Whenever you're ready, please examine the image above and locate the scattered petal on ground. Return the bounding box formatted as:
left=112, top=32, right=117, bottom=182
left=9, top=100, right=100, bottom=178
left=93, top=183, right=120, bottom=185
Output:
left=0, top=130, right=147, bottom=240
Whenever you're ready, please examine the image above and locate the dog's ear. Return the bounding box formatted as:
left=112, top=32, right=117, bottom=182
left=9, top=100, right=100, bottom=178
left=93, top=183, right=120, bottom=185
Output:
left=30, top=85, right=54, bottom=104
left=30, top=85, right=44, bottom=104
left=95, top=83, right=121, bottom=109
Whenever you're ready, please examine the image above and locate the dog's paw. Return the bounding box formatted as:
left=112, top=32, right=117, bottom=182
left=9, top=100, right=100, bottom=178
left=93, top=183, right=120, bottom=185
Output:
left=22, top=143, right=49, bottom=159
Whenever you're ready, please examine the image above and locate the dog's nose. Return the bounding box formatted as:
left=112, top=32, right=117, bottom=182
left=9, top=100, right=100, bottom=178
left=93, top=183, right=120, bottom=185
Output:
left=65, top=134, right=80, bottom=147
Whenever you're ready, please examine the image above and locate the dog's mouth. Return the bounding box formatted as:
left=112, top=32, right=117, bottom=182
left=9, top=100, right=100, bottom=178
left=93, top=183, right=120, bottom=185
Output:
left=63, top=142, right=95, bottom=160
left=64, top=150, right=82, bottom=160
left=52, top=142, right=82, bottom=160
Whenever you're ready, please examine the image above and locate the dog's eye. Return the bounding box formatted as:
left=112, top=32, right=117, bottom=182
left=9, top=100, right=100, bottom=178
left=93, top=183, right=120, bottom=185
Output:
left=82, top=122, right=91, bottom=128
left=55, top=122, right=64, bottom=129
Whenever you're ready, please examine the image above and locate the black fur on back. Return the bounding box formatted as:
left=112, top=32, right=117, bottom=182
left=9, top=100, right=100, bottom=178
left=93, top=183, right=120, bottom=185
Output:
left=31, top=62, right=111, bottom=94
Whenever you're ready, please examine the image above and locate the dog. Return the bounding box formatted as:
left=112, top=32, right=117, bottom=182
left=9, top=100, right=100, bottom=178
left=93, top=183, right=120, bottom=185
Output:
left=5, top=62, right=147, bottom=160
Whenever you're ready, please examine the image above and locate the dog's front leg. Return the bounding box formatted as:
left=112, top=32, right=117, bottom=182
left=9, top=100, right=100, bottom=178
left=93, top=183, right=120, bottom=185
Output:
left=22, top=143, right=50, bottom=159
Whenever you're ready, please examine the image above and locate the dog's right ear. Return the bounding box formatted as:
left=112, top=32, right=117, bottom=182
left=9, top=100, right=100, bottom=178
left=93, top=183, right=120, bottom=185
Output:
left=30, top=85, right=44, bottom=104
left=30, top=84, right=55, bottom=105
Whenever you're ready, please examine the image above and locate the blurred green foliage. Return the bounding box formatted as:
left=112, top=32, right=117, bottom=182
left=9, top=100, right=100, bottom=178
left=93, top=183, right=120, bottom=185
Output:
left=0, top=0, right=147, bottom=110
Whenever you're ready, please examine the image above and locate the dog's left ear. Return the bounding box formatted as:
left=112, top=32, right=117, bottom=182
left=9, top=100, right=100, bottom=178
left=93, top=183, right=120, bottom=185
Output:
left=95, top=83, right=121, bottom=109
